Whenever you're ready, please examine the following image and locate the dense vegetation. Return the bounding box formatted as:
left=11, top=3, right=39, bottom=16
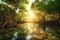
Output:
left=0, top=0, right=60, bottom=40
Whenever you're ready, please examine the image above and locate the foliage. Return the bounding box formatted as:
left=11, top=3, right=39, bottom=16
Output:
left=0, top=0, right=60, bottom=40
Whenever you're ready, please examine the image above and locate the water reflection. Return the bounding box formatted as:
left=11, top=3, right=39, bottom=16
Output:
left=18, top=23, right=58, bottom=40
left=0, top=23, right=59, bottom=40
left=12, top=32, right=18, bottom=40
left=19, top=23, right=44, bottom=34
left=26, top=35, right=32, bottom=40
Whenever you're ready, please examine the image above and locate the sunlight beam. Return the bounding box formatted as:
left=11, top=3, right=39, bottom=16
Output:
left=26, top=0, right=35, bottom=21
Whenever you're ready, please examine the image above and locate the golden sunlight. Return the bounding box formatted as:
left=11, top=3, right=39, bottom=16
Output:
left=27, top=23, right=33, bottom=34
left=26, top=0, right=35, bottom=21
left=24, top=0, right=38, bottom=34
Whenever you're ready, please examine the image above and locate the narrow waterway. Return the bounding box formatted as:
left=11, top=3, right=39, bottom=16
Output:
left=17, top=23, right=59, bottom=40
left=0, top=23, right=59, bottom=40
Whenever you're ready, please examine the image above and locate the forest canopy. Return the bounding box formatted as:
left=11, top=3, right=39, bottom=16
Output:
left=0, top=0, right=60, bottom=39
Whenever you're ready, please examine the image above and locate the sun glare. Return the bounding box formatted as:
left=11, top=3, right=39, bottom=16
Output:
left=26, top=0, right=35, bottom=21
left=25, top=0, right=38, bottom=33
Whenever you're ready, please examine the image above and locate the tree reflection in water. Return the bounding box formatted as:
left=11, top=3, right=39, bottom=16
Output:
left=18, top=23, right=59, bottom=40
